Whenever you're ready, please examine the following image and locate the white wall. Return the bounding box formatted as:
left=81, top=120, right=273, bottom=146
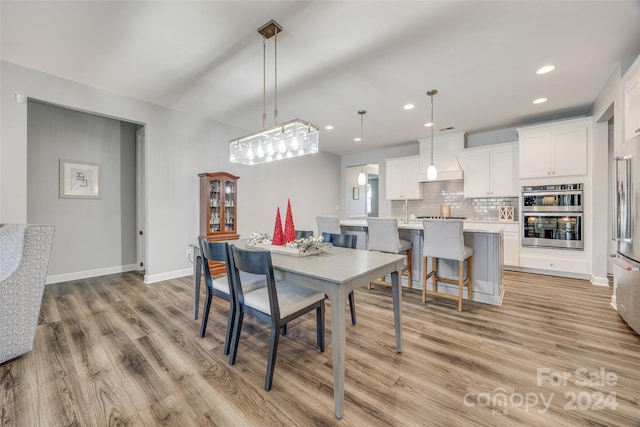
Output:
left=1, top=61, right=341, bottom=283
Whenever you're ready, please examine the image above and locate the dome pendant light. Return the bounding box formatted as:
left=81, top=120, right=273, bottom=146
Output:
left=426, top=89, right=438, bottom=181
left=357, top=110, right=367, bottom=186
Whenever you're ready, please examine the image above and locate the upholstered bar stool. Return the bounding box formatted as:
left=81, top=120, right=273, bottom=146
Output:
left=316, top=216, right=341, bottom=236
left=366, top=217, right=412, bottom=289
left=422, top=219, right=473, bottom=311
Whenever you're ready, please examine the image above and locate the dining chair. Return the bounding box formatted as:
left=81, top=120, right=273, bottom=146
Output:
left=294, top=230, right=314, bottom=239
left=422, top=219, right=473, bottom=311
left=316, top=216, right=341, bottom=236
left=227, top=245, right=326, bottom=391
left=366, top=217, right=412, bottom=289
left=198, top=237, right=266, bottom=354
left=322, top=232, right=358, bottom=325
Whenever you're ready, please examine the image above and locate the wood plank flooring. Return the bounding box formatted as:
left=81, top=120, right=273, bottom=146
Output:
left=1, top=271, right=639, bottom=426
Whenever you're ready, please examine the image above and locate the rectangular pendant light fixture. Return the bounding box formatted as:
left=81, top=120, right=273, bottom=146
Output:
left=229, top=20, right=319, bottom=165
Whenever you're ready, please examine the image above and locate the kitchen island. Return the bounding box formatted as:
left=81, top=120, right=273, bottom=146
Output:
left=340, top=219, right=504, bottom=306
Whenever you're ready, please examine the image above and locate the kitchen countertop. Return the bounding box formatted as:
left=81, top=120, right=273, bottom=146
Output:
left=341, top=219, right=514, bottom=232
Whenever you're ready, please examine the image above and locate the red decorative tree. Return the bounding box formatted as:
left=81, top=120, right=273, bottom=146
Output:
left=284, top=198, right=296, bottom=243
left=272, top=207, right=285, bottom=246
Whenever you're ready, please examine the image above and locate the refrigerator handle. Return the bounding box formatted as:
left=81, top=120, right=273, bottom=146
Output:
left=612, top=156, right=631, bottom=242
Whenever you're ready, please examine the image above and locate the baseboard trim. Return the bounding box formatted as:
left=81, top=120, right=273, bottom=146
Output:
left=46, top=264, right=139, bottom=285
left=590, top=275, right=609, bottom=286
left=144, top=268, right=192, bottom=284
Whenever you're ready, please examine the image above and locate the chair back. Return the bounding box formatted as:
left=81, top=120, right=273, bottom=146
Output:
left=316, top=216, right=341, bottom=236
left=422, top=219, right=465, bottom=261
left=322, top=232, right=357, bottom=249
left=366, top=217, right=400, bottom=253
left=295, top=230, right=313, bottom=239
left=198, top=237, right=232, bottom=290
left=229, top=246, right=280, bottom=319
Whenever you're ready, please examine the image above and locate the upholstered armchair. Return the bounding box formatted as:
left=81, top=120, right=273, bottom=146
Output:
left=0, top=224, right=55, bottom=364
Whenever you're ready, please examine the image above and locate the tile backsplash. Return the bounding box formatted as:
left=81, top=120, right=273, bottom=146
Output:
left=390, top=180, right=518, bottom=220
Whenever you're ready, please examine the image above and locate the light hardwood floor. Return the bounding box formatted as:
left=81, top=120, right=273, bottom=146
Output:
left=1, top=271, right=639, bottom=426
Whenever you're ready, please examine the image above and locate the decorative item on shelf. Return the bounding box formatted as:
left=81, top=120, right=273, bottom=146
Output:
left=229, top=19, right=319, bottom=165
left=426, top=89, right=438, bottom=181
left=283, top=198, right=296, bottom=243
left=499, top=206, right=515, bottom=221
left=357, top=110, right=367, bottom=186
left=272, top=207, right=285, bottom=245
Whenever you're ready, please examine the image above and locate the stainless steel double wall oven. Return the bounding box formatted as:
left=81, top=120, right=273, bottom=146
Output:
left=522, top=183, right=584, bottom=250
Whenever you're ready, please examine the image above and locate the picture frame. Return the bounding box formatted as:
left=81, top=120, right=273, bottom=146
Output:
left=353, top=187, right=359, bottom=200
left=59, top=159, right=101, bottom=199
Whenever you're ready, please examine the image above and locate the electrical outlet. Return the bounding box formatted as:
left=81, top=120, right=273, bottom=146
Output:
left=185, top=247, right=191, bottom=259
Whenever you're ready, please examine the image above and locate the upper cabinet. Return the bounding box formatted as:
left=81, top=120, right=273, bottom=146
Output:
left=386, top=155, right=422, bottom=200
left=624, top=56, right=640, bottom=142
left=518, top=117, right=590, bottom=179
left=464, top=142, right=518, bottom=198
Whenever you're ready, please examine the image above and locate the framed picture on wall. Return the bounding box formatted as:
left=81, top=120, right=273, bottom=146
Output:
left=59, top=159, right=101, bottom=199
left=353, top=187, right=359, bottom=200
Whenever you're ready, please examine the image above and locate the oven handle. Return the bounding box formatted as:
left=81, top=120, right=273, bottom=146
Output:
left=522, top=190, right=583, bottom=197
left=522, top=212, right=583, bottom=217
left=609, top=253, right=640, bottom=272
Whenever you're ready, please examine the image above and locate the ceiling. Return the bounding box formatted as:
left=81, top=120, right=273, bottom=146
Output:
left=2, top=1, right=640, bottom=156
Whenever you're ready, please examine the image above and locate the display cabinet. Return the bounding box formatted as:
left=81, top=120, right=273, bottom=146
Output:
left=199, top=172, right=239, bottom=274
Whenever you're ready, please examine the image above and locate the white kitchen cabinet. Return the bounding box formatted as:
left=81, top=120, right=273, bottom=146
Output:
left=624, top=56, right=640, bottom=142
left=518, top=118, right=590, bottom=179
left=463, top=143, right=517, bottom=198
left=385, top=155, right=422, bottom=200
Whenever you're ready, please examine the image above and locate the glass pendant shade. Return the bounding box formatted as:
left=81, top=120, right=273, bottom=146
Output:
left=427, top=163, right=438, bottom=180
left=357, top=170, right=366, bottom=185
left=230, top=119, right=319, bottom=165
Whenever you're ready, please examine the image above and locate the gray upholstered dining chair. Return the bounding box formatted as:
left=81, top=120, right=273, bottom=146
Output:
left=1, top=224, right=55, bottom=365
left=422, top=219, right=473, bottom=311
left=322, top=232, right=358, bottom=325
left=294, top=230, right=314, bottom=239
left=227, top=245, right=326, bottom=391
left=316, top=216, right=341, bottom=236
left=198, top=237, right=266, bottom=354
left=366, top=217, right=412, bottom=289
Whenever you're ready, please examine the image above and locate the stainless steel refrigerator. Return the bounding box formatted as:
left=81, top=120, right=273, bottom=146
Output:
left=612, top=140, right=640, bottom=334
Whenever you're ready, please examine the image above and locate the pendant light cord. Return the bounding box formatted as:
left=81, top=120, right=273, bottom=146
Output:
left=262, top=35, right=266, bottom=129
left=274, top=30, right=278, bottom=126
left=360, top=111, right=365, bottom=173
left=430, top=92, right=434, bottom=164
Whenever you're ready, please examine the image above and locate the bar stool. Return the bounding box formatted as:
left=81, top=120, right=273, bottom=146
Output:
left=366, top=217, right=412, bottom=289
left=422, top=219, right=473, bottom=311
left=316, top=216, right=341, bottom=236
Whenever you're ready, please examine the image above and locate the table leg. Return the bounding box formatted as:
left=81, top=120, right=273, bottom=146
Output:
left=327, top=285, right=347, bottom=419
left=193, top=249, right=202, bottom=320
left=391, top=269, right=403, bottom=353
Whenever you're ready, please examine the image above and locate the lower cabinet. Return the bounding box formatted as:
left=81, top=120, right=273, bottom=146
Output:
left=464, top=221, right=519, bottom=267
left=519, top=249, right=588, bottom=276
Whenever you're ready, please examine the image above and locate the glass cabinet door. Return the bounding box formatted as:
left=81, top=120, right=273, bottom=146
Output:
left=224, top=179, right=236, bottom=232
left=209, top=179, right=221, bottom=233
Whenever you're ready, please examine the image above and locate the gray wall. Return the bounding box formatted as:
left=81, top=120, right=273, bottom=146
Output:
left=1, top=60, right=341, bottom=283
left=27, top=101, right=137, bottom=277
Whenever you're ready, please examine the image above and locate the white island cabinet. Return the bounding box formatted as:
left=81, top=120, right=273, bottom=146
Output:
left=518, top=117, right=590, bottom=179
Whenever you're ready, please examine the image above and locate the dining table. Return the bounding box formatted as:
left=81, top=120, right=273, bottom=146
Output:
left=191, top=241, right=405, bottom=419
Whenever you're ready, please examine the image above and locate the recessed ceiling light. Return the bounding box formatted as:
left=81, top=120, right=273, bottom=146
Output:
left=537, top=65, right=556, bottom=74
left=404, top=104, right=415, bottom=110
left=424, top=122, right=434, bottom=127
left=354, top=137, right=361, bottom=142
left=325, top=125, right=334, bottom=130
left=533, top=97, right=548, bottom=104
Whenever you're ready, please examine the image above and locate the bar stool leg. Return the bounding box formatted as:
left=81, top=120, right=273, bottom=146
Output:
left=458, top=260, right=464, bottom=312
left=467, top=256, right=473, bottom=299
left=422, top=256, right=427, bottom=303
left=406, top=249, right=412, bottom=289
